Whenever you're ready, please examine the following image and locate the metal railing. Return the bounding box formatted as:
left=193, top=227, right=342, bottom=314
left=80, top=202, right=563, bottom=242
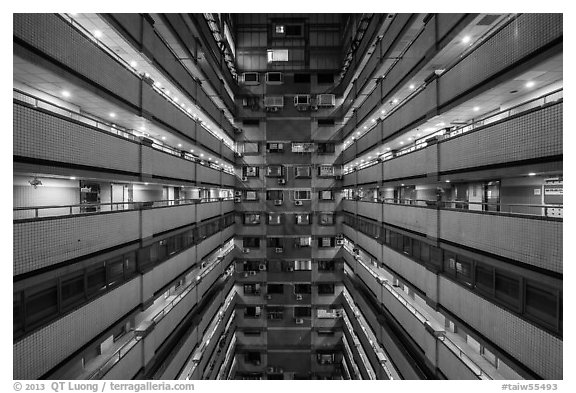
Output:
left=14, top=197, right=233, bottom=220
left=343, top=243, right=492, bottom=380
left=343, top=197, right=562, bottom=219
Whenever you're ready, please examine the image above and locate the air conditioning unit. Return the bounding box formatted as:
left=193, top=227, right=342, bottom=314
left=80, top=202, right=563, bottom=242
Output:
left=266, top=294, right=272, bottom=300
left=295, top=200, right=303, bottom=206
left=274, top=199, right=283, bottom=206
left=259, top=264, right=267, bottom=271
left=266, top=366, right=275, bottom=373
left=336, top=240, right=344, bottom=246
left=242, top=72, right=260, bottom=85
left=278, top=179, right=286, bottom=185
left=233, top=127, right=243, bottom=134
left=265, top=72, right=283, bottom=85
left=249, top=271, right=257, bottom=276
left=242, top=248, right=250, bottom=253
left=287, top=266, right=294, bottom=272
left=264, top=96, right=284, bottom=111
left=242, top=176, right=248, bottom=182
left=335, top=310, right=343, bottom=318
left=296, top=294, right=303, bottom=301
left=243, top=272, right=249, bottom=278
left=295, top=318, right=304, bottom=325
left=275, top=247, right=284, bottom=253
left=234, top=197, right=241, bottom=203
left=316, top=94, right=336, bottom=107
left=234, top=191, right=242, bottom=196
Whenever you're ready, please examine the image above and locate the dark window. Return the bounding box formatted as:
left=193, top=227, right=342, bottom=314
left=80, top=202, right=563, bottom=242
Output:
left=420, top=242, right=430, bottom=263
left=245, top=352, right=261, bottom=365
left=412, top=239, right=421, bottom=260
left=243, top=237, right=260, bottom=248
left=268, top=284, right=284, bottom=294
left=13, top=292, right=23, bottom=335
left=25, top=282, right=58, bottom=328
left=243, top=119, right=260, bottom=126
left=294, top=73, right=310, bottom=83
left=317, top=73, right=334, bottom=84
left=244, top=306, right=262, bottom=318
left=267, top=237, right=283, bottom=248
left=294, top=306, right=311, bottom=317
left=267, top=190, right=284, bottom=200
left=475, top=265, right=494, bottom=294
left=317, top=119, right=335, bottom=126
left=403, top=236, right=411, bottom=255
left=430, top=247, right=442, bottom=268
left=495, top=271, right=520, bottom=308
left=286, top=25, right=302, bottom=36
left=61, top=272, right=85, bottom=310
left=443, top=251, right=456, bottom=275
left=318, top=283, right=335, bottom=295
left=86, top=265, right=107, bottom=296
left=318, top=260, right=335, bottom=271
left=244, top=283, right=261, bottom=295
left=107, top=257, right=124, bottom=287
left=456, top=256, right=473, bottom=286
left=525, top=282, right=558, bottom=327
left=124, top=252, right=137, bottom=278
left=294, top=284, right=311, bottom=294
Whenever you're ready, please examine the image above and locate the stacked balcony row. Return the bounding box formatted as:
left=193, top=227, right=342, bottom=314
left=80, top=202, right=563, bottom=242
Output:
left=13, top=13, right=235, bottom=161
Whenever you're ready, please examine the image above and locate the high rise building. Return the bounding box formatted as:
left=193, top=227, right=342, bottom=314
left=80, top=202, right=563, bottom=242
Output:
left=13, top=13, right=562, bottom=380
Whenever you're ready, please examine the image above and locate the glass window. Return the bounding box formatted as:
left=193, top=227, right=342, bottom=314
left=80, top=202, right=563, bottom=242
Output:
left=318, top=283, right=335, bottom=295
left=295, top=166, right=311, bottom=178
left=267, top=190, right=284, bottom=200
left=267, top=237, right=283, bottom=248
left=495, top=271, right=520, bottom=308
left=61, top=272, right=85, bottom=310
left=412, top=239, right=421, bottom=260
left=319, top=237, right=334, bottom=247
left=124, top=252, right=137, bottom=278
left=13, top=292, right=23, bottom=335
left=443, top=252, right=456, bottom=274
left=243, top=283, right=261, bottom=295
left=107, top=257, right=124, bottom=287
left=243, top=237, right=260, bottom=248
left=267, top=49, right=289, bottom=62
left=525, top=282, right=558, bottom=327
left=245, top=191, right=258, bottom=201
left=25, top=282, right=58, bottom=327
left=456, top=256, right=473, bottom=286
left=267, top=165, right=283, bottom=177
left=297, top=237, right=311, bottom=247
left=296, top=213, right=310, bottom=225
left=318, top=260, right=335, bottom=271
left=244, top=213, right=261, bottom=225
left=403, top=236, right=411, bottom=255
left=430, top=247, right=442, bottom=268
left=318, top=165, right=334, bottom=177
left=475, top=264, right=494, bottom=294
left=294, top=190, right=311, bottom=200
left=294, top=260, right=311, bottom=271
left=294, top=306, right=311, bottom=318
left=267, top=284, right=284, bottom=294
left=319, top=213, right=334, bottom=225
left=294, top=284, right=311, bottom=294
left=245, top=306, right=262, bottom=318
left=268, top=213, right=282, bottom=225
left=86, top=265, right=107, bottom=296
left=319, top=190, right=333, bottom=200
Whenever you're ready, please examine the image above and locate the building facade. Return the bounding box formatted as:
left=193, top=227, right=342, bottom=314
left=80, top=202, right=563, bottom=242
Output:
left=13, top=13, right=562, bottom=380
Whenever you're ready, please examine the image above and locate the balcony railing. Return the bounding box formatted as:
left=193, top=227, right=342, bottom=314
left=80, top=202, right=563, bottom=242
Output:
left=344, top=88, right=563, bottom=173
left=343, top=197, right=563, bottom=219
left=14, top=197, right=233, bottom=221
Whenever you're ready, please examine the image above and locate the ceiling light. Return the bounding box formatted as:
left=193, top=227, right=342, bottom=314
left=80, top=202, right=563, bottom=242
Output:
left=401, top=184, right=405, bottom=186
left=386, top=147, right=391, bottom=150
left=408, top=137, right=413, bottom=141
left=392, top=98, right=398, bottom=104
left=445, top=180, right=450, bottom=183
left=174, top=97, right=179, bottom=102
left=367, top=156, right=372, bottom=159
left=190, top=149, right=194, bottom=153
left=400, top=141, right=404, bottom=145
left=436, top=122, right=445, bottom=126
left=215, top=161, right=219, bottom=164
left=409, top=84, right=415, bottom=89
left=528, top=172, right=536, bottom=176
left=200, top=154, right=204, bottom=157
left=154, top=81, right=162, bottom=88
left=130, top=61, right=137, bottom=68
left=61, top=90, right=71, bottom=98
left=462, top=35, right=471, bottom=44
left=473, top=106, right=480, bottom=112
left=144, top=72, right=150, bottom=78
left=363, top=126, right=367, bottom=130
left=109, top=112, right=116, bottom=118
left=372, top=119, right=376, bottom=123
left=525, top=81, right=535, bottom=88
left=186, top=108, right=192, bottom=113
left=70, top=177, right=76, bottom=180
left=381, top=110, right=386, bottom=114
left=178, top=144, right=182, bottom=147
left=208, top=157, right=212, bottom=160
left=144, top=182, right=149, bottom=185
left=161, top=136, right=166, bottom=140
left=94, top=30, right=103, bottom=38
left=416, top=133, right=421, bottom=137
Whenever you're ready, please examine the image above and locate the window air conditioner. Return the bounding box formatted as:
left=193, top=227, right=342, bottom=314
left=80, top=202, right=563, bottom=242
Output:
left=242, top=72, right=260, bottom=85
left=294, top=94, right=310, bottom=106
left=295, top=200, right=303, bottom=206
left=265, top=72, right=283, bottom=85
left=275, top=247, right=284, bottom=253
left=287, top=266, right=294, bottom=272
left=296, top=294, right=303, bottom=301
left=242, top=248, right=250, bottom=253
left=264, top=96, right=284, bottom=111
left=295, top=318, right=304, bottom=325
left=336, top=240, right=344, bottom=245
left=242, top=176, right=248, bottom=182
left=316, top=94, right=336, bottom=107
left=259, top=264, right=267, bottom=271
left=274, top=199, right=283, bottom=206
left=249, top=271, right=257, bottom=276
left=235, top=191, right=242, bottom=196
left=278, top=179, right=286, bottom=185
left=266, top=294, right=272, bottom=300
left=234, top=197, right=241, bottom=203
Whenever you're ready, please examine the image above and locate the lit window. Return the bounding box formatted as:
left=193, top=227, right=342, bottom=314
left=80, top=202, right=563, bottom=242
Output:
left=275, top=25, right=285, bottom=34
left=267, top=49, right=289, bottom=62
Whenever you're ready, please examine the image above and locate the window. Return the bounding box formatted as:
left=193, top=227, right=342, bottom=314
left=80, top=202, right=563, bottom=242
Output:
left=243, top=261, right=261, bottom=272
left=107, top=257, right=124, bottom=287
left=430, top=246, right=442, bottom=269
left=267, top=307, right=284, bottom=320
left=243, top=142, right=259, bottom=154
left=275, top=25, right=285, bottom=34
left=13, top=293, right=23, bottom=335
left=294, top=260, right=311, bottom=271
left=268, top=213, right=282, bottom=225
left=456, top=256, right=473, bottom=286
left=294, top=284, right=311, bottom=294
left=243, top=237, right=260, bottom=248
left=296, top=237, right=311, bottom=247
left=244, top=213, right=261, bottom=225
left=443, top=252, right=457, bottom=274
left=243, top=283, right=261, bottom=295
left=318, top=237, right=335, bottom=248
left=243, top=166, right=259, bottom=177
left=245, top=352, right=261, bottom=365
left=267, top=237, right=283, bottom=248
left=291, top=143, right=316, bottom=153
left=319, top=190, right=333, bottom=200
left=295, top=166, right=311, bottom=178
left=296, top=213, right=310, bottom=225
left=294, top=306, right=311, bottom=318
left=267, top=190, right=283, bottom=200
left=317, top=143, right=335, bottom=154
left=245, top=191, right=258, bottom=201
left=267, top=165, right=283, bottom=177
left=267, top=284, right=284, bottom=294
left=411, top=239, right=421, bottom=260
left=294, top=73, right=311, bottom=83
left=319, top=213, right=334, bottom=225
left=318, top=165, right=334, bottom=177
left=317, top=73, right=334, bottom=84
left=475, top=265, right=494, bottom=294
left=402, top=236, right=411, bottom=255
left=495, top=271, right=520, bottom=308
left=318, top=260, right=335, bottom=271
left=61, top=271, right=85, bottom=310
left=267, top=142, right=284, bottom=153
left=525, top=282, right=559, bottom=327
left=244, top=306, right=262, bottom=318
left=286, top=25, right=303, bottom=36
left=317, top=353, right=335, bottom=364
left=86, top=265, right=107, bottom=296
left=318, top=283, right=335, bottom=295
left=294, top=190, right=311, bottom=200
left=124, top=252, right=137, bottom=279
left=267, top=49, right=289, bottom=62
left=25, top=282, right=58, bottom=327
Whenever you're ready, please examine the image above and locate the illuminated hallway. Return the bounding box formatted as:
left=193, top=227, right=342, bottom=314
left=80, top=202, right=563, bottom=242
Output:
left=13, top=13, right=562, bottom=380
